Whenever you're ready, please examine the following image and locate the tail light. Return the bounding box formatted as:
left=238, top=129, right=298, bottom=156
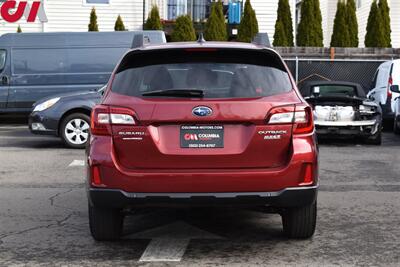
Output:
left=90, top=105, right=137, bottom=136
left=267, top=104, right=314, bottom=134
left=388, top=76, right=393, bottom=98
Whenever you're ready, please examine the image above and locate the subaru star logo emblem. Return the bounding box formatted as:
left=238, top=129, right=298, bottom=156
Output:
left=192, top=106, right=213, bottom=117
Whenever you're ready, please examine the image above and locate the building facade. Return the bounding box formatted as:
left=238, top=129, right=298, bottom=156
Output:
left=0, top=0, right=286, bottom=43
left=2, top=0, right=397, bottom=48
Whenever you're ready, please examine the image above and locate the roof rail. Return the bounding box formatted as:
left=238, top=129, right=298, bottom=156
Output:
left=252, top=33, right=271, bottom=47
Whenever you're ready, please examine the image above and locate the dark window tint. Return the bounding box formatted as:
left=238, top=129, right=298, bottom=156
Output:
left=13, top=48, right=67, bottom=75
left=0, top=50, right=6, bottom=72
left=112, top=49, right=292, bottom=99
left=312, top=85, right=357, bottom=96
left=66, top=48, right=126, bottom=73
left=12, top=48, right=126, bottom=75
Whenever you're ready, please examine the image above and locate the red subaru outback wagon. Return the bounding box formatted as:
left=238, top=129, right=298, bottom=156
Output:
left=86, top=40, right=318, bottom=240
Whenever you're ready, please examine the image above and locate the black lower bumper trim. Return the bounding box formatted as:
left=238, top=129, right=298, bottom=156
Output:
left=88, top=186, right=318, bottom=208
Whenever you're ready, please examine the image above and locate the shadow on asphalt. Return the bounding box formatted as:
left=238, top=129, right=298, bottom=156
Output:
left=1, top=139, right=66, bottom=149
left=122, top=208, right=285, bottom=241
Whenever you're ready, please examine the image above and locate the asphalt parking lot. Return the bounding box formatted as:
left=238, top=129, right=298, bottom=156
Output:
left=0, top=125, right=400, bottom=266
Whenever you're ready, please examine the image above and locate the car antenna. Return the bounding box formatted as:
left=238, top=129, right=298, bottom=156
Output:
left=197, top=33, right=206, bottom=43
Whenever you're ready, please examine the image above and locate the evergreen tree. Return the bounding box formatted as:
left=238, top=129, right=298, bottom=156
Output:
left=330, top=1, right=350, bottom=47
left=365, top=0, right=385, bottom=47
left=171, top=15, right=196, bottom=42
left=379, top=0, right=391, bottom=47
left=273, top=21, right=288, bottom=46
left=88, top=8, right=99, bottom=32
left=144, top=5, right=163, bottom=30
left=273, top=0, right=294, bottom=47
left=204, top=1, right=227, bottom=41
left=297, top=0, right=323, bottom=47
left=346, top=0, right=359, bottom=47
left=237, top=0, right=259, bottom=42
left=114, top=15, right=126, bottom=31
left=17, top=25, right=22, bottom=33
left=312, top=0, right=323, bottom=47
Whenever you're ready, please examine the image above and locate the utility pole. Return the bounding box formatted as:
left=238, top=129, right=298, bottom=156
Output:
left=143, top=0, right=146, bottom=28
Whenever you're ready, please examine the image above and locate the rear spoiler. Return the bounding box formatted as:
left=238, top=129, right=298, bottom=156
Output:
left=131, top=31, right=166, bottom=49
left=252, top=33, right=271, bottom=47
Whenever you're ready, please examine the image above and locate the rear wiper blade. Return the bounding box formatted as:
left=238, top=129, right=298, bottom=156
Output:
left=142, top=89, right=204, bottom=98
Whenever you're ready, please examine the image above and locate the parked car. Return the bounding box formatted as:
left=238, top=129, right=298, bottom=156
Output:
left=0, top=31, right=166, bottom=116
left=29, top=85, right=105, bottom=148
left=86, top=38, right=319, bottom=241
left=390, top=85, right=400, bottom=134
left=367, top=60, right=400, bottom=121
left=300, top=81, right=382, bottom=145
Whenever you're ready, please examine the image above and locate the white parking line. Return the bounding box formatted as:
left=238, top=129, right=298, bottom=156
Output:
left=68, top=160, right=85, bottom=167
left=129, top=221, right=222, bottom=262
left=0, top=125, right=28, bottom=130
left=139, top=238, right=190, bottom=262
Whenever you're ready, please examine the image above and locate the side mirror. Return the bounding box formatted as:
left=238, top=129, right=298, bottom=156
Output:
left=390, top=85, right=400, bottom=94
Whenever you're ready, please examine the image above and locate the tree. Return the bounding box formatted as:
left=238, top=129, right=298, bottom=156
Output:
left=330, top=1, right=350, bottom=47
left=379, top=0, right=391, bottom=47
left=144, top=5, right=163, bottom=30
left=273, top=0, right=294, bottom=47
left=297, top=0, right=323, bottom=47
left=114, top=15, right=126, bottom=31
left=88, top=7, right=99, bottom=32
left=273, top=21, right=288, bottom=46
left=171, top=15, right=196, bottom=42
left=17, top=25, right=22, bottom=33
left=346, top=0, right=359, bottom=47
left=204, top=1, right=227, bottom=41
left=365, top=0, right=385, bottom=47
left=312, top=0, right=324, bottom=47
left=237, top=0, right=259, bottom=42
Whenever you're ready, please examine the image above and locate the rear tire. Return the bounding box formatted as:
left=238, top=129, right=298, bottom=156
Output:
left=394, top=116, right=400, bottom=135
left=364, top=130, right=382, bottom=145
left=282, top=202, right=317, bottom=239
left=89, top=204, right=124, bottom=241
left=60, top=113, right=90, bottom=149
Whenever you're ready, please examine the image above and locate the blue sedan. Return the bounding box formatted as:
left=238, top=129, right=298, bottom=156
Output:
left=29, top=85, right=105, bottom=148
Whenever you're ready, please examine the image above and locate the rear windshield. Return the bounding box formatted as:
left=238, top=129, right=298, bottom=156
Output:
left=0, top=50, right=6, bottom=72
left=112, top=49, right=292, bottom=99
left=312, top=85, right=357, bottom=97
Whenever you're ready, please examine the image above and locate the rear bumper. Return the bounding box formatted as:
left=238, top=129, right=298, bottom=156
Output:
left=315, top=119, right=381, bottom=137
left=88, top=185, right=318, bottom=208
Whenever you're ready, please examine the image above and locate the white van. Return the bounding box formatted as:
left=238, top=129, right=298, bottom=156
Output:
left=367, top=60, right=400, bottom=123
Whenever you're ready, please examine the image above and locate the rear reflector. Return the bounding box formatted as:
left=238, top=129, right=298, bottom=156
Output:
left=299, top=163, right=314, bottom=186
left=91, top=166, right=102, bottom=186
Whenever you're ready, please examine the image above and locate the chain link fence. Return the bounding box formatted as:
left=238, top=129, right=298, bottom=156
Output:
left=284, top=58, right=386, bottom=93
